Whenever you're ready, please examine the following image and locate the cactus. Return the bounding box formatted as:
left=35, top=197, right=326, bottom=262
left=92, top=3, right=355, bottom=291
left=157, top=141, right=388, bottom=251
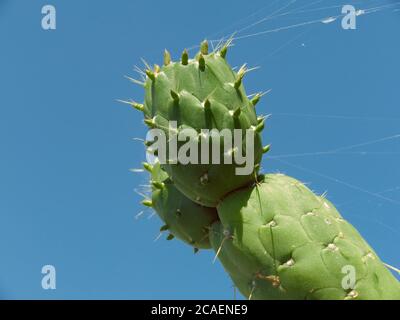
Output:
left=131, top=40, right=400, bottom=299
left=209, top=174, right=400, bottom=299
left=145, top=162, right=218, bottom=250
left=139, top=41, right=264, bottom=207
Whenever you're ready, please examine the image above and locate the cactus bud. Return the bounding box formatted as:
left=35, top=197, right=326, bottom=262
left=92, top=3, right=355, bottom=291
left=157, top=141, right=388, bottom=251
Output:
left=181, top=49, right=189, bottom=65
left=164, top=49, right=171, bottom=66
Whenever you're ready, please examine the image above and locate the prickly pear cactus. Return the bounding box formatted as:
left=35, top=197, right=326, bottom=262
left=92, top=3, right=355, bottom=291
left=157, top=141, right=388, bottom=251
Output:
left=130, top=40, right=399, bottom=300
left=209, top=174, right=400, bottom=300
left=138, top=41, right=266, bottom=207
left=144, top=162, right=218, bottom=250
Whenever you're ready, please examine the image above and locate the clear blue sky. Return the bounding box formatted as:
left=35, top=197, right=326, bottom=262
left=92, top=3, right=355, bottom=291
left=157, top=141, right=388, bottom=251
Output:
left=0, top=0, right=399, bottom=299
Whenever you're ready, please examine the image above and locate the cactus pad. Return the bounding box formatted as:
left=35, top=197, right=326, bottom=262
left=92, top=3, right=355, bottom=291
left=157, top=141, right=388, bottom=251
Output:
left=141, top=42, right=265, bottom=206
left=210, top=174, right=400, bottom=299
left=148, top=162, right=218, bottom=249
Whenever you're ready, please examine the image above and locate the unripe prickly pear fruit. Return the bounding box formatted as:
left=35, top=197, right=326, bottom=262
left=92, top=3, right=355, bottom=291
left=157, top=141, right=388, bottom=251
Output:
left=210, top=174, right=400, bottom=300
left=146, top=162, right=218, bottom=249
left=139, top=41, right=264, bottom=207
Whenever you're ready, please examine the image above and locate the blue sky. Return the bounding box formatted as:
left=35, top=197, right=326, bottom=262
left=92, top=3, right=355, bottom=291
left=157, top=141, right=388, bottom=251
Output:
left=0, top=0, right=399, bottom=299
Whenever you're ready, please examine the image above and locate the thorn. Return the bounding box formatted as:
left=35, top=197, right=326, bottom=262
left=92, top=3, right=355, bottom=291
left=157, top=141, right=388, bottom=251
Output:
left=383, top=263, right=400, bottom=274
left=140, top=58, right=151, bottom=70
left=238, top=64, right=247, bottom=74
left=234, top=66, right=246, bottom=89
left=251, top=93, right=261, bottom=106
left=213, top=233, right=230, bottom=264
left=164, top=49, right=171, bottom=66
left=234, top=77, right=242, bottom=90
left=263, top=89, right=272, bottom=96
left=154, top=233, right=163, bottom=242
left=219, top=36, right=234, bottom=59
left=246, top=66, right=260, bottom=73
left=257, top=114, right=270, bottom=124
left=262, top=145, right=271, bottom=154
left=129, top=168, right=144, bottom=173
left=132, top=103, right=144, bottom=112
left=124, top=75, right=145, bottom=86
left=116, top=99, right=144, bottom=112
left=160, top=224, right=169, bottom=232
left=181, top=49, right=189, bottom=65
left=141, top=200, right=153, bottom=207
left=166, top=234, right=175, bottom=241
left=257, top=116, right=265, bottom=124
left=133, top=65, right=146, bottom=77
left=220, top=46, right=228, bottom=58
left=233, top=107, right=241, bottom=118
left=256, top=89, right=272, bottom=106
left=198, top=53, right=205, bottom=71
left=144, top=140, right=153, bottom=147
left=132, top=137, right=145, bottom=143
left=152, top=181, right=165, bottom=189
left=233, top=70, right=245, bottom=90
left=200, top=40, right=209, bottom=55
left=145, top=69, right=155, bottom=81
left=142, top=162, right=153, bottom=172
left=144, top=118, right=156, bottom=128
left=248, top=281, right=256, bottom=300
left=170, top=90, right=180, bottom=103
left=255, top=119, right=265, bottom=133
left=135, top=187, right=149, bottom=198
left=134, top=211, right=144, bottom=219
left=153, top=64, right=161, bottom=73
left=251, top=89, right=272, bottom=106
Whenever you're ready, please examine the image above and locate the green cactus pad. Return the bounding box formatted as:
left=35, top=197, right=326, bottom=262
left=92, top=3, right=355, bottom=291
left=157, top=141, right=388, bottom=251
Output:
left=210, top=174, right=400, bottom=300
left=149, top=162, right=218, bottom=249
left=141, top=42, right=264, bottom=206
